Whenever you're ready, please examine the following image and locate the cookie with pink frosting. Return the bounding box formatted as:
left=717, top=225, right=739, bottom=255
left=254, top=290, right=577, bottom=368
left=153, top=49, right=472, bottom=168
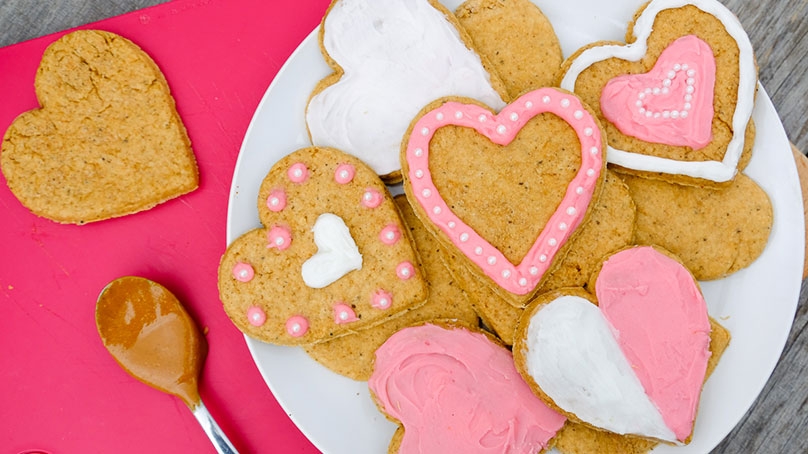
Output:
left=558, top=0, right=758, bottom=187
left=401, top=87, right=607, bottom=308
left=218, top=147, right=428, bottom=346
left=368, top=321, right=567, bottom=454
left=513, top=246, right=721, bottom=445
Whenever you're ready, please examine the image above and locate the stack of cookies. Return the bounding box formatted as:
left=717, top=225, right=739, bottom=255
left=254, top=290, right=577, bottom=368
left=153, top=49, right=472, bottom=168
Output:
left=216, top=0, right=772, bottom=452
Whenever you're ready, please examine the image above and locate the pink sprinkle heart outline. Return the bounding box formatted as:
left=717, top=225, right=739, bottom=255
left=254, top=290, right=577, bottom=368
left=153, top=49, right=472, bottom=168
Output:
left=404, top=88, right=604, bottom=295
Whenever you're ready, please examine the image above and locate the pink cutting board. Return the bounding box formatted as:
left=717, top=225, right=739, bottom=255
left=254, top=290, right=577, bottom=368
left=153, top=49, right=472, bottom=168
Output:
left=0, top=0, right=331, bottom=452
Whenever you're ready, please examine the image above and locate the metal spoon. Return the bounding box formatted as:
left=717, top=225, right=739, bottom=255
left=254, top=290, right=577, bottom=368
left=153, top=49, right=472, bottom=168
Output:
left=95, top=276, right=238, bottom=454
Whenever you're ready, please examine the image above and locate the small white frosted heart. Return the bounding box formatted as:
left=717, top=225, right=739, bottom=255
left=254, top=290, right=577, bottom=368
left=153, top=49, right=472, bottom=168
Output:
left=524, top=295, right=677, bottom=442
left=301, top=213, right=363, bottom=288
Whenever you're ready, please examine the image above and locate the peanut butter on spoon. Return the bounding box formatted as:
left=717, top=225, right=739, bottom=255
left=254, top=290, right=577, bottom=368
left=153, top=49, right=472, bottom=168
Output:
left=96, top=276, right=238, bottom=454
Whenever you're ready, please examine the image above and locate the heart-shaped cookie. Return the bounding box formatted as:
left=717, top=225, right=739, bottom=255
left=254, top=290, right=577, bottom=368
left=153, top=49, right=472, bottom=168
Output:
left=1, top=30, right=198, bottom=224
left=305, top=0, right=507, bottom=182
left=218, top=147, right=428, bottom=346
left=559, top=0, right=757, bottom=184
left=402, top=87, right=605, bottom=306
left=368, top=322, right=566, bottom=453
left=514, top=246, right=712, bottom=444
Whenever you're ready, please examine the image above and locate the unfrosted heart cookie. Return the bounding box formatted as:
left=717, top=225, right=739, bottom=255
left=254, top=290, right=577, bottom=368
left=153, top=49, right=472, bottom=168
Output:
left=368, top=321, right=566, bottom=453
left=1, top=30, right=198, bottom=224
left=514, top=246, right=712, bottom=444
left=455, top=0, right=563, bottom=98
left=558, top=0, right=757, bottom=185
left=305, top=0, right=508, bottom=182
left=621, top=171, right=772, bottom=280
left=402, top=87, right=606, bottom=307
left=218, top=147, right=428, bottom=346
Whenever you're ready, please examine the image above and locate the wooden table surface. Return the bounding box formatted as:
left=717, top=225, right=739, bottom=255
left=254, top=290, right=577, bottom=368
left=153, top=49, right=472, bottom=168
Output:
left=1, top=1, right=806, bottom=453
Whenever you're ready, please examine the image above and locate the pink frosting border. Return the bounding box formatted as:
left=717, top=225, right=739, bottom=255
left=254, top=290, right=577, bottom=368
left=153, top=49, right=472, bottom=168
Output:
left=405, top=88, right=603, bottom=295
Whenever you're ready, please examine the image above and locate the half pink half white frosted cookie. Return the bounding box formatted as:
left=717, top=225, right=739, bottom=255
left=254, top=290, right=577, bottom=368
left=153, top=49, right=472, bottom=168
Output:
left=514, top=246, right=712, bottom=444
left=369, top=322, right=566, bottom=453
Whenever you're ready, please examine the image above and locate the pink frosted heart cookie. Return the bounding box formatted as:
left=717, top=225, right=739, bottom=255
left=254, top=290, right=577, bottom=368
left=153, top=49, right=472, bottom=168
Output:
left=369, top=321, right=566, bottom=454
left=305, top=0, right=508, bottom=182
left=514, top=246, right=712, bottom=444
left=218, top=147, right=428, bottom=346
left=401, top=87, right=606, bottom=308
left=559, top=0, right=757, bottom=185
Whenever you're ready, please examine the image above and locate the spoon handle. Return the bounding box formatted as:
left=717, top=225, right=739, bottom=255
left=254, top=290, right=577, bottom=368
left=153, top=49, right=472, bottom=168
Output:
left=191, top=401, right=239, bottom=454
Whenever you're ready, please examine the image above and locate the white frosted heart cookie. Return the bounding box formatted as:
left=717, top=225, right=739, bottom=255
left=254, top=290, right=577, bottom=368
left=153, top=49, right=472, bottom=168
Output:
left=218, top=147, right=428, bottom=346
left=558, top=0, right=757, bottom=186
left=305, top=0, right=508, bottom=182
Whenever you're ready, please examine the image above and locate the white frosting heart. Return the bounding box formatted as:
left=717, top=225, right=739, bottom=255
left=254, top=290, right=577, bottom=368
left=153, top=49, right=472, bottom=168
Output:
left=301, top=213, right=362, bottom=288
left=306, top=0, right=505, bottom=177
left=523, top=295, right=677, bottom=442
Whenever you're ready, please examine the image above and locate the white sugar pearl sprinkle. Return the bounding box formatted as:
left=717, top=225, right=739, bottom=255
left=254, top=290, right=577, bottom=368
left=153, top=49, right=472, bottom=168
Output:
left=421, top=127, right=429, bottom=136
left=502, top=269, right=511, bottom=279
left=487, top=256, right=497, bottom=265
left=542, top=96, right=551, bottom=104
left=539, top=255, right=547, bottom=263
left=525, top=101, right=533, bottom=109
left=422, top=188, right=431, bottom=198
left=475, top=246, right=483, bottom=255
left=590, top=146, right=598, bottom=155
left=478, top=114, right=487, bottom=122
left=497, top=125, right=507, bottom=135
left=574, top=110, right=583, bottom=120
left=415, top=169, right=424, bottom=178
left=584, top=127, right=593, bottom=137
left=414, top=148, right=423, bottom=157
left=548, top=238, right=557, bottom=246
left=559, top=222, right=568, bottom=231
left=530, top=266, right=539, bottom=275
left=448, top=221, right=456, bottom=229
left=510, top=112, right=519, bottom=122
left=436, top=112, right=444, bottom=121
left=455, top=111, right=464, bottom=119
left=560, top=99, right=570, bottom=108
left=566, top=207, right=577, bottom=215
left=586, top=169, right=595, bottom=177
left=576, top=186, right=584, bottom=195
left=433, top=206, right=442, bottom=215
left=519, top=278, right=528, bottom=286
left=460, top=233, right=469, bottom=243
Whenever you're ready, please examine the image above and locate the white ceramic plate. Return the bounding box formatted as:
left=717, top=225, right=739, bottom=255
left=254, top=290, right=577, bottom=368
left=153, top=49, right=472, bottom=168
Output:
left=226, top=1, right=804, bottom=452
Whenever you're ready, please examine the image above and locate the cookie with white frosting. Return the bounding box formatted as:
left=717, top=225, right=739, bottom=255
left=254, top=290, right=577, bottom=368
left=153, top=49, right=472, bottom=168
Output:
left=305, top=0, right=509, bottom=183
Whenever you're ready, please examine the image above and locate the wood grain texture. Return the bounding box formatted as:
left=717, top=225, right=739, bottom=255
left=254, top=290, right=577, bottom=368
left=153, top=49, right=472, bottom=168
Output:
left=0, top=0, right=806, bottom=453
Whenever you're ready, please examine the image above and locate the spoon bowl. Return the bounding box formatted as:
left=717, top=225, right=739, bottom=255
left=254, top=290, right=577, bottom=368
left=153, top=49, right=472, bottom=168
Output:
left=96, top=276, right=238, bottom=454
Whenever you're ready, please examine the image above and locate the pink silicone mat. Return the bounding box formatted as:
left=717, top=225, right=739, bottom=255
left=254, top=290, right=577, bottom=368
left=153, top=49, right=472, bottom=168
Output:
left=0, top=0, right=330, bottom=452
